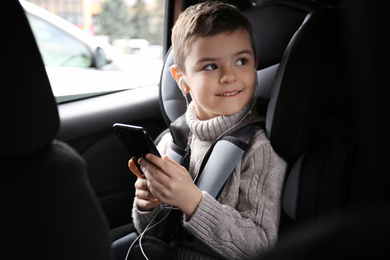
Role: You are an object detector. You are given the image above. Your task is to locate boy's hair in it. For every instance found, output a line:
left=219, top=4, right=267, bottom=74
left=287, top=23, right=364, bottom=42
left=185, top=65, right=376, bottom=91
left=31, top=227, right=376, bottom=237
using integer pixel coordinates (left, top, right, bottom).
left=171, top=1, right=256, bottom=73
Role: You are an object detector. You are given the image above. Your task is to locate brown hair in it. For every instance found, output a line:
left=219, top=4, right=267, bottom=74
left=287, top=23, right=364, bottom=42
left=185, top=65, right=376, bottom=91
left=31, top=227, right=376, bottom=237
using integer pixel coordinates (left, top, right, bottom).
left=171, top=1, right=256, bottom=73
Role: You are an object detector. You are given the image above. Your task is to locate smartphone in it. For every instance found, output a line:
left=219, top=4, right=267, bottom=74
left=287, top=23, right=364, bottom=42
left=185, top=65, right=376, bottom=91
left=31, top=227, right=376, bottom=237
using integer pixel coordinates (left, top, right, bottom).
left=113, top=123, right=161, bottom=175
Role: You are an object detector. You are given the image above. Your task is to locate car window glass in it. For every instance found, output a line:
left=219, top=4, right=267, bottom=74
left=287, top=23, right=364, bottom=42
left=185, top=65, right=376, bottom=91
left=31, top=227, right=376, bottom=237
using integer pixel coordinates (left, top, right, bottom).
left=27, top=13, right=93, bottom=68
left=23, top=0, right=165, bottom=103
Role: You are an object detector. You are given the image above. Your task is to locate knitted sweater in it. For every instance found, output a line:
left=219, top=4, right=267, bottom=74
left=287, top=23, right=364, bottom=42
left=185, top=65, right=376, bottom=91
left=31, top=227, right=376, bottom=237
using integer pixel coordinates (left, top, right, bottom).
left=132, top=102, right=287, bottom=260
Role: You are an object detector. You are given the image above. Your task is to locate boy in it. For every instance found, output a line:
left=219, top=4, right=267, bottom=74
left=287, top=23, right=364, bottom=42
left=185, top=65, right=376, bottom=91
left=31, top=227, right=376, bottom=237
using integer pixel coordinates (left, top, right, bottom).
left=130, top=2, right=286, bottom=259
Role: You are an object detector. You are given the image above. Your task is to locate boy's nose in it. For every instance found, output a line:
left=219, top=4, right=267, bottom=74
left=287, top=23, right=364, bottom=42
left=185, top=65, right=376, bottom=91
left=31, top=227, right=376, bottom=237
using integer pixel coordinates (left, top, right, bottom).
left=220, top=66, right=237, bottom=84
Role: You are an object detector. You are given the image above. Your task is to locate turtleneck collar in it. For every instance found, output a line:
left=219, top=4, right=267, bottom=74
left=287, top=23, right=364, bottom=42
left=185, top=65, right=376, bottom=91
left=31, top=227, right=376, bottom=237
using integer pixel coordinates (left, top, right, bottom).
left=186, top=98, right=260, bottom=141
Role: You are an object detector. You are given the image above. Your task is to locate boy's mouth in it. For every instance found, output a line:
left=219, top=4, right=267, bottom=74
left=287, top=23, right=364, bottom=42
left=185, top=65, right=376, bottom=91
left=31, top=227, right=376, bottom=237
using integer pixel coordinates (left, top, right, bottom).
left=216, top=90, right=241, bottom=97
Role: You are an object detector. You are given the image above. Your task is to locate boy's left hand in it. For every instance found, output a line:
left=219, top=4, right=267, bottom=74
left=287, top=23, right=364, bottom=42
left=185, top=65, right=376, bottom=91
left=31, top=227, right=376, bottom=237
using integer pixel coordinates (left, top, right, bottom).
left=138, top=154, right=203, bottom=219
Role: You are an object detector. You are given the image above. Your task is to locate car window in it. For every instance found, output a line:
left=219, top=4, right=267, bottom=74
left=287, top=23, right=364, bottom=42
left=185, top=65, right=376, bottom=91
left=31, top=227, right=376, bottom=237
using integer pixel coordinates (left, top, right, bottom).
left=27, top=13, right=94, bottom=68
left=22, top=0, right=165, bottom=103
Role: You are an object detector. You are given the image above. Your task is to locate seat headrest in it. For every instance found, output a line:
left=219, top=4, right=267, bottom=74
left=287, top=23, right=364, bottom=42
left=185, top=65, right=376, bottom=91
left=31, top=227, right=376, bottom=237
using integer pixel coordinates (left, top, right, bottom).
left=1, top=1, right=59, bottom=159
left=245, top=2, right=308, bottom=70
left=159, top=48, right=189, bottom=125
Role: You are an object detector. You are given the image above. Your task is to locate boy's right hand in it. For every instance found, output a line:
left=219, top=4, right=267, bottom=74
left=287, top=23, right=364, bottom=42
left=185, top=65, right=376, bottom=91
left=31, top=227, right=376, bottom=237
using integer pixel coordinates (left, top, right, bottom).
left=129, top=158, right=161, bottom=211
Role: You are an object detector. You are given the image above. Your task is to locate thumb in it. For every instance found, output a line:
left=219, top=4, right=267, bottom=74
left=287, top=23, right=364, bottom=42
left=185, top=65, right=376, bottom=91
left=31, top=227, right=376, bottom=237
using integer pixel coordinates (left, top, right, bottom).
left=129, top=157, right=143, bottom=179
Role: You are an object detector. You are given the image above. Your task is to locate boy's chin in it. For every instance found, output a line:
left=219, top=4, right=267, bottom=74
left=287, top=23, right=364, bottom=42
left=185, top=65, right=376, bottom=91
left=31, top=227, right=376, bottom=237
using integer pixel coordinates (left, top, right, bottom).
left=220, top=106, right=248, bottom=117
left=195, top=102, right=250, bottom=120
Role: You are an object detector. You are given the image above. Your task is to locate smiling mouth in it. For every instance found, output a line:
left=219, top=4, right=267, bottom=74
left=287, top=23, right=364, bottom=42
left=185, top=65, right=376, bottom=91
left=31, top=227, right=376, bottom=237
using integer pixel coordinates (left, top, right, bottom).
left=216, top=90, right=241, bottom=97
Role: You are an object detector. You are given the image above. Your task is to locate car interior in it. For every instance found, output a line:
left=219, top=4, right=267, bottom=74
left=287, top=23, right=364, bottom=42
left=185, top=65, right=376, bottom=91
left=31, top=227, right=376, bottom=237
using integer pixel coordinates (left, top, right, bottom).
left=1, top=0, right=389, bottom=259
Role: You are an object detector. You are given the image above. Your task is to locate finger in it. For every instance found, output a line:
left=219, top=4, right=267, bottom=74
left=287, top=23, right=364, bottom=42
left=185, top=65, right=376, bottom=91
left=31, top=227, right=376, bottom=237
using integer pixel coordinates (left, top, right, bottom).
left=148, top=154, right=187, bottom=176
left=134, top=178, right=148, bottom=190
left=143, top=154, right=180, bottom=179
left=135, top=188, right=156, bottom=200
left=135, top=197, right=161, bottom=211
left=144, top=153, right=166, bottom=169
left=146, top=178, right=167, bottom=202
left=138, top=157, right=171, bottom=184
left=129, top=157, right=143, bottom=179
left=162, top=155, right=187, bottom=173
left=135, top=178, right=160, bottom=202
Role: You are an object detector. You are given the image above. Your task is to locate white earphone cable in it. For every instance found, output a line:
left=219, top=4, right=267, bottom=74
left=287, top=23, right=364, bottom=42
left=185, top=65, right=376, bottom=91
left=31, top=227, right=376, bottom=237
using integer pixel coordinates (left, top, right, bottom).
left=124, top=205, right=175, bottom=260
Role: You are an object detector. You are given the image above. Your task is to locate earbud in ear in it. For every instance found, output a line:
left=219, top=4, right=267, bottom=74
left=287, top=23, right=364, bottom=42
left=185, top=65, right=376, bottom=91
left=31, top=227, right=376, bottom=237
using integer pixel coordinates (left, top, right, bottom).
left=179, top=77, right=186, bottom=91
left=178, top=77, right=189, bottom=107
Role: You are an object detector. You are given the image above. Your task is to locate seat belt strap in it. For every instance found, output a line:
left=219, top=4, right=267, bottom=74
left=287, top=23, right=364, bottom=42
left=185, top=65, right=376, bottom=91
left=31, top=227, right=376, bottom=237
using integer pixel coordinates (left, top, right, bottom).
left=195, top=123, right=263, bottom=199
left=195, top=137, right=247, bottom=198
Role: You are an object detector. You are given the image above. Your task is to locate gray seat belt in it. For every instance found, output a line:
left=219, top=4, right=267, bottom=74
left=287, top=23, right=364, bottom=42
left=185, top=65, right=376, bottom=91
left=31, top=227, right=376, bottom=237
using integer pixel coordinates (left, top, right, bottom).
left=195, top=123, right=262, bottom=198
left=166, top=113, right=263, bottom=199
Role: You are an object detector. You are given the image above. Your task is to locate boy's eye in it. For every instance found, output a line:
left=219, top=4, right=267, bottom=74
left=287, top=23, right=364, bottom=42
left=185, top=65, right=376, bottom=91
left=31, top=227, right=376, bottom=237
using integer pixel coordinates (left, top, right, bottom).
left=204, top=64, right=218, bottom=71
left=236, top=58, right=249, bottom=66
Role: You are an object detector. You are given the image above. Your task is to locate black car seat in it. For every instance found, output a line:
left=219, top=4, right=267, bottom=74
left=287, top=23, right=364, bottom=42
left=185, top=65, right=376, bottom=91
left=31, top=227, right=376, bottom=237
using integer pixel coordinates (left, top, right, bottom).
left=160, top=0, right=347, bottom=229
left=0, top=1, right=112, bottom=259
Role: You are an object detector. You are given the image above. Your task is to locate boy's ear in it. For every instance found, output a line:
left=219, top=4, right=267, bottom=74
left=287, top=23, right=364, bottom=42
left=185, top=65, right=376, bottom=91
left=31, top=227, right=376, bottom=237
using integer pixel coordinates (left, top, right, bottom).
left=170, top=65, right=181, bottom=83
left=171, top=65, right=190, bottom=94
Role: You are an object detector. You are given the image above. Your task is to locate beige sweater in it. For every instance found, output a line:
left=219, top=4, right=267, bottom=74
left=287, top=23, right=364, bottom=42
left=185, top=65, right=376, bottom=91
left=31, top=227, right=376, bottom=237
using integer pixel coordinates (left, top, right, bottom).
left=132, top=102, right=287, bottom=260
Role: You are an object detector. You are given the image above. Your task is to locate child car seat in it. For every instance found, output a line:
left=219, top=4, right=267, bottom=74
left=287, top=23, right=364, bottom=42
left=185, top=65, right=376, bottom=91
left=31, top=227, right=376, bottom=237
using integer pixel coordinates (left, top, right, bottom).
left=159, top=0, right=347, bottom=227
left=111, top=1, right=347, bottom=258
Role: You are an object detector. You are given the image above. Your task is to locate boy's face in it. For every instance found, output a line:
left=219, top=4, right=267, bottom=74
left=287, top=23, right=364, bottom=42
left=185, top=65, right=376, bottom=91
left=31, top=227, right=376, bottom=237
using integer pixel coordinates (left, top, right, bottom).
left=182, top=29, right=257, bottom=120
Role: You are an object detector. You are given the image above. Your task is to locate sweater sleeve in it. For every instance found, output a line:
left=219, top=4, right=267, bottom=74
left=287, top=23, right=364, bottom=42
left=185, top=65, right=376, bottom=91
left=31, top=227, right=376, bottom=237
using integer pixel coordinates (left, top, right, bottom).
left=182, top=131, right=287, bottom=259
left=131, top=198, right=161, bottom=234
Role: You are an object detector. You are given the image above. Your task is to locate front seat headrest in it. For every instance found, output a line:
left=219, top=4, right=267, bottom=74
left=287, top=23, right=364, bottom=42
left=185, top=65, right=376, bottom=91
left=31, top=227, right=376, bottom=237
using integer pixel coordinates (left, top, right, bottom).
left=1, top=0, right=59, bottom=159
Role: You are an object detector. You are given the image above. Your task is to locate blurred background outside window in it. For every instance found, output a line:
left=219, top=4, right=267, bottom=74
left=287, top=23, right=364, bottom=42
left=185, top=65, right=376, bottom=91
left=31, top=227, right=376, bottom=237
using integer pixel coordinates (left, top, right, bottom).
left=23, top=0, right=165, bottom=102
